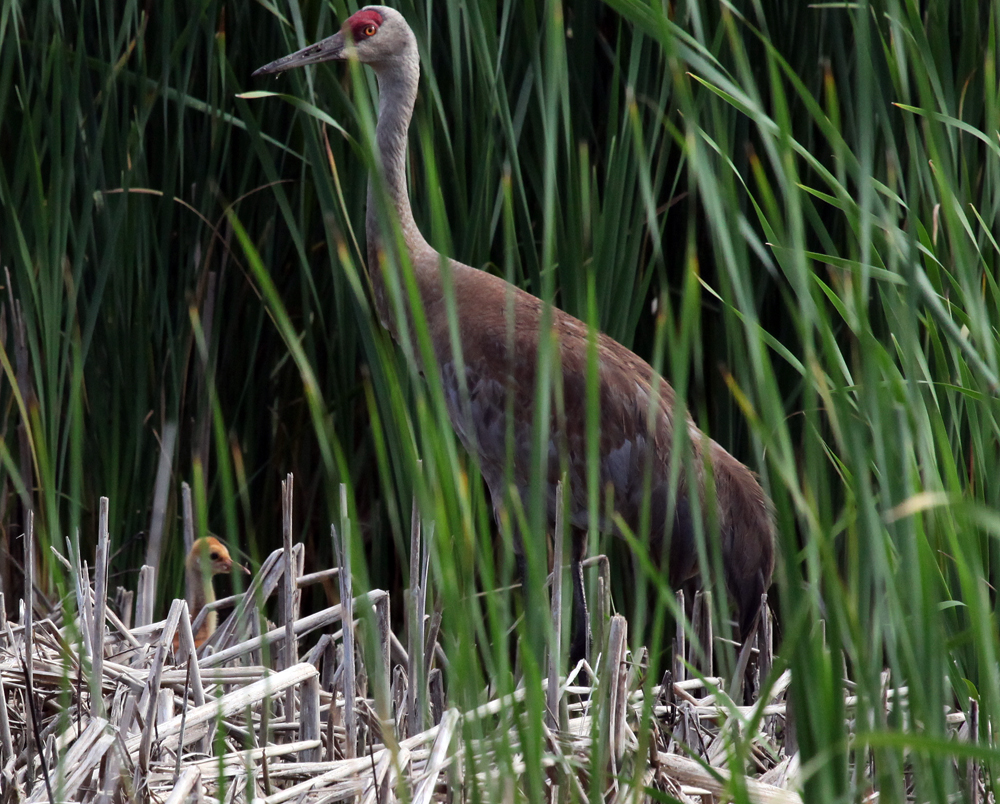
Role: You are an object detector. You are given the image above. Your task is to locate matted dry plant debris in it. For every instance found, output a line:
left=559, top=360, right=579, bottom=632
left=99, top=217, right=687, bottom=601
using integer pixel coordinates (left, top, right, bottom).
left=3, top=477, right=965, bottom=804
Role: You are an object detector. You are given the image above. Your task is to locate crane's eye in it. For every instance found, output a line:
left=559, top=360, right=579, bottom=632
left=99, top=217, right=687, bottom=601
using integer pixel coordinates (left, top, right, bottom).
left=210, top=551, right=221, bottom=560
left=363, top=24, right=377, bottom=36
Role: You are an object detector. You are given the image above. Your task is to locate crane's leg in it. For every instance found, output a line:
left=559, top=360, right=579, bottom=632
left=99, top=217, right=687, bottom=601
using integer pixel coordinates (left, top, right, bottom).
left=569, top=529, right=590, bottom=670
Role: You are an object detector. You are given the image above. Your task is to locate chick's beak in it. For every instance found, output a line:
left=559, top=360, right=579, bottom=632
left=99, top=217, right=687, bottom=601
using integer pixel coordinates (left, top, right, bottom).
left=253, top=31, right=347, bottom=77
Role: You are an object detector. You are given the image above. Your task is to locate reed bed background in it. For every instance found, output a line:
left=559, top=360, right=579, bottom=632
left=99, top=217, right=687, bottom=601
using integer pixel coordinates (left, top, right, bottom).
left=1, top=0, right=998, bottom=801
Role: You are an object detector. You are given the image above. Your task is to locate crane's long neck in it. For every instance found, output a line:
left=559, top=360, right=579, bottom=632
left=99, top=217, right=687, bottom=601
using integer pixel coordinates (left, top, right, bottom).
left=186, top=562, right=217, bottom=637
left=367, top=45, right=433, bottom=333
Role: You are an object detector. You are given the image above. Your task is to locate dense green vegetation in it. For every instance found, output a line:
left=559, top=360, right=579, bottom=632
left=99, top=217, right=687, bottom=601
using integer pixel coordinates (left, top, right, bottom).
left=1, top=0, right=998, bottom=799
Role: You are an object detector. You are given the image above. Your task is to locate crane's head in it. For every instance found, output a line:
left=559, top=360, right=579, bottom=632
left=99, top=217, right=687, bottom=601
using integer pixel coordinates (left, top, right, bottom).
left=253, top=6, right=412, bottom=77
left=187, top=536, right=250, bottom=576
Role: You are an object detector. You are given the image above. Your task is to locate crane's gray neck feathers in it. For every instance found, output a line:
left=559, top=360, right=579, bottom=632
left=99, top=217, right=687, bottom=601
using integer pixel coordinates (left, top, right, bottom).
left=366, top=37, right=432, bottom=282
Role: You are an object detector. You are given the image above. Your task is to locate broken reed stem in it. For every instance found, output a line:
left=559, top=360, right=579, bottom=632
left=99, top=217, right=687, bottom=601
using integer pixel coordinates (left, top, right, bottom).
left=70, top=527, right=94, bottom=664
left=92, top=497, right=110, bottom=717
left=300, top=674, right=322, bottom=763
left=422, top=604, right=440, bottom=718
left=374, top=592, right=391, bottom=726
left=0, top=665, right=13, bottom=765
left=24, top=510, right=35, bottom=796
left=692, top=589, right=713, bottom=678
left=22, top=652, right=53, bottom=804
left=594, top=554, right=610, bottom=667
left=407, top=482, right=423, bottom=738
left=283, top=473, right=297, bottom=721
left=146, top=421, right=178, bottom=569
left=175, top=657, right=193, bottom=781
left=673, top=589, right=685, bottom=684
left=762, top=594, right=773, bottom=673
left=182, top=481, right=195, bottom=556
left=606, top=613, right=628, bottom=764
left=547, top=480, right=564, bottom=730
left=967, top=697, right=980, bottom=804
left=136, top=564, right=156, bottom=629
left=335, top=484, right=357, bottom=760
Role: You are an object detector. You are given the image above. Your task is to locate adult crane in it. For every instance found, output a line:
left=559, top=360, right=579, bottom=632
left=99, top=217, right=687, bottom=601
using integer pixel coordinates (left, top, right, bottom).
left=254, top=6, right=774, bottom=664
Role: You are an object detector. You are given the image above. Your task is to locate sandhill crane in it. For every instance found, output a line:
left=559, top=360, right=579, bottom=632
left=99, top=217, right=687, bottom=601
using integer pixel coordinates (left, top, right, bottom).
left=178, top=536, right=249, bottom=649
left=254, top=6, right=774, bottom=664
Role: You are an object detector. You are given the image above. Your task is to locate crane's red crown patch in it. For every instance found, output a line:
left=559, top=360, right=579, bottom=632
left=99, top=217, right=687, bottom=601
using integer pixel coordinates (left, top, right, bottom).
left=345, top=9, right=383, bottom=40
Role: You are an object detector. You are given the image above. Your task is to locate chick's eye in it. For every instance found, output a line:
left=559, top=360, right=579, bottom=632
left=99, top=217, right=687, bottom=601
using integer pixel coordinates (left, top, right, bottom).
left=210, top=551, right=220, bottom=559
left=364, top=24, right=377, bottom=36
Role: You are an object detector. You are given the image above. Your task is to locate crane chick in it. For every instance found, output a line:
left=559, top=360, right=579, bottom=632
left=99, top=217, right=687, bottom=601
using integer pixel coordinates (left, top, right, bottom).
left=182, top=536, right=248, bottom=649
left=254, top=7, right=775, bottom=664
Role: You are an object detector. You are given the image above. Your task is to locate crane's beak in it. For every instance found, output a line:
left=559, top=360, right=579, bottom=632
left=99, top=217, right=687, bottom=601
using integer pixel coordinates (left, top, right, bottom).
left=253, top=31, right=347, bottom=77
left=217, top=556, right=251, bottom=576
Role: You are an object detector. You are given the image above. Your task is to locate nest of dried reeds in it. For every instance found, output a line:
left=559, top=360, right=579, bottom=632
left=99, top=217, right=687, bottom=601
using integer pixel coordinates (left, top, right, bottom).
left=4, top=476, right=937, bottom=804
